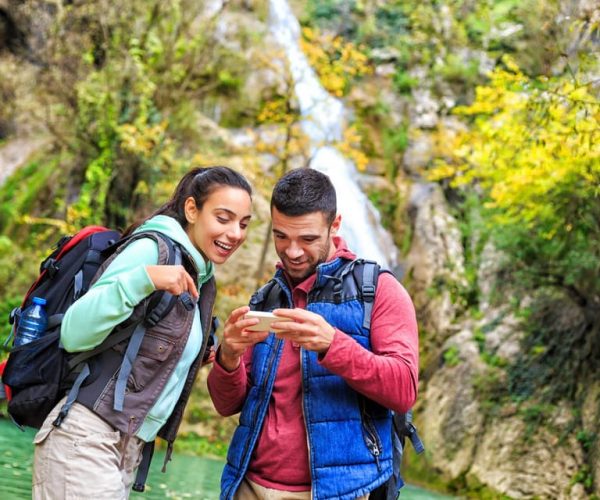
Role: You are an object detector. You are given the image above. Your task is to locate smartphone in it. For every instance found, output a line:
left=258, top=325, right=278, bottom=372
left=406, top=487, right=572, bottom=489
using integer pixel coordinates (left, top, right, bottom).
left=244, top=311, right=291, bottom=332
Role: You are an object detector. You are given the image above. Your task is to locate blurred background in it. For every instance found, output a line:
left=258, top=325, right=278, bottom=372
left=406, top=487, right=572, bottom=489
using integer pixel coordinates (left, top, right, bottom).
left=0, top=0, right=598, bottom=498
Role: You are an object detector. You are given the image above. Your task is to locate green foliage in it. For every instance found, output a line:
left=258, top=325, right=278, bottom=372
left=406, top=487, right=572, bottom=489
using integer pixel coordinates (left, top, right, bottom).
left=443, top=345, right=460, bottom=367
left=302, top=0, right=360, bottom=37
left=518, top=402, right=554, bottom=438
left=447, top=472, right=513, bottom=499
left=508, top=292, right=598, bottom=403
left=392, top=70, right=417, bottom=95
left=571, top=465, right=594, bottom=491
left=401, top=446, right=455, bottom=496
left=359, top=2, right=409, bottom=49
left=366, top=187, right=399, bottom=234
left=34, top=0, right=251, bottom=229
left=429, top=57, right=600, bottom=402
left=382, top=124, right=409, bottom=164
left=186, top=405, right=214, bottom=425
left=173, top=431, right=229, bottom=459
left=0, top=236, right=37, bottom=343
left=0, top=159, right=61, bottom=235
left=472, top=366, right=510, bottom=416
left=576, top=430, right=597, bottom=453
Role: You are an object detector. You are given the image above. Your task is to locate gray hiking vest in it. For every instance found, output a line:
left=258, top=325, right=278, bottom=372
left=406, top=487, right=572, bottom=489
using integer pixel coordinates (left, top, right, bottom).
left=74, top=233, right=216, bottom=456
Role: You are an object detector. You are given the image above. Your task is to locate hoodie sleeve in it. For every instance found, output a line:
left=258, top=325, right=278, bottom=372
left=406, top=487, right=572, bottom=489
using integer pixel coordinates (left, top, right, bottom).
left=60, top=238, right=158, bottom=352
left=207, top=346, right=252, bottom=416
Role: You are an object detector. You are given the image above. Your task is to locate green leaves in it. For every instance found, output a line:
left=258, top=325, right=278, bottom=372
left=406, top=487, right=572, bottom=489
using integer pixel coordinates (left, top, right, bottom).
left=429, top=59, right=600, bottom=301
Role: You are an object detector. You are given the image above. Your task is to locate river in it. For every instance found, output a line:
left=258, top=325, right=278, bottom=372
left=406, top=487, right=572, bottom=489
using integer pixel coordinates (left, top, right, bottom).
left=0, top=419, right=453, bottom=499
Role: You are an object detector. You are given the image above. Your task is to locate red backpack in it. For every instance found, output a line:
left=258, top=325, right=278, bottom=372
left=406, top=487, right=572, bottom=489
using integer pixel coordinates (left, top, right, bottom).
left=1, top=226, right=194, bottom=428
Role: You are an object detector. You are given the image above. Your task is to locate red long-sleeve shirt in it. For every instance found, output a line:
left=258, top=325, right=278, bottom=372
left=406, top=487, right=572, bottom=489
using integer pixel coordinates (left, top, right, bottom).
left=207, top=239, right=419, bottom=491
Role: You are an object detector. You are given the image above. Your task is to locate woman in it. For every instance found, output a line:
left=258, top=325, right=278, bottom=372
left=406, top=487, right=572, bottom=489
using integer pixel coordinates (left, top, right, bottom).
left=32, top=166, right=253, bottom=499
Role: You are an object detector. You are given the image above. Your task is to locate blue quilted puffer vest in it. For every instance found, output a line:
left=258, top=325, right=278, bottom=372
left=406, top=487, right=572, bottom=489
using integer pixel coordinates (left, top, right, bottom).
left=220, top=257, right=394, bottom=500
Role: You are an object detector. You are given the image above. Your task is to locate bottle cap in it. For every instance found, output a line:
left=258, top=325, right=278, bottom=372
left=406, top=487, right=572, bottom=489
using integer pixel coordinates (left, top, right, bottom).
left=32, top=297, right=47, bottom=306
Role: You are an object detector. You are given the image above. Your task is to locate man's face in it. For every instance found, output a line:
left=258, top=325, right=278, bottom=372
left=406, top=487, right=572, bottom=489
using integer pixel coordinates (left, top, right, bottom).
left=271, top=207, right=341, bottom=285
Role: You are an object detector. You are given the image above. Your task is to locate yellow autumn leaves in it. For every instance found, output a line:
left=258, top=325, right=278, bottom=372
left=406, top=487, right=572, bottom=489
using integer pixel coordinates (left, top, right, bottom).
left=428, top=56, right=600, bottom=238
left=300, top=27, right=371, bottom=98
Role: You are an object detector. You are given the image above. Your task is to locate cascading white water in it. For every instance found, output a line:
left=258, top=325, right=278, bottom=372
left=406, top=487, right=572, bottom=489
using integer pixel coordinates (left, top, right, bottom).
left=269, top=0, right=398, bottom=268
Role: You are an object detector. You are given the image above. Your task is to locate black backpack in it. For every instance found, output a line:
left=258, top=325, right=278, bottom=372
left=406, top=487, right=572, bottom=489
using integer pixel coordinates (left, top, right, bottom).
left=252, top=259, right=425, bottom=498
left=1, top=225, right=198, bottom=429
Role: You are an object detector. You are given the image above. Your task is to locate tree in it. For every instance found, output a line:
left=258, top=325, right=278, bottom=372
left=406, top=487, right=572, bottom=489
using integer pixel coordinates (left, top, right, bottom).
left=31, top=0, right=250, bottom=229
left=429, top=55, right=599, bottom=307
left=248, top=52, right=312, bottom=285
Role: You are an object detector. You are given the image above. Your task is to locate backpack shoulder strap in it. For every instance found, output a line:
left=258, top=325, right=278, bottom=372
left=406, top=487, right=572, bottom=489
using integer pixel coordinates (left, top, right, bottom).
left=110, top=230, right=186, bottom=326
left=110, top=231, right=188, bottom=412
left=360, top=260, right=378, bottom=330
left=249, top=278, right=285, bottom=312
left=337, top=258, right=382, bottom=330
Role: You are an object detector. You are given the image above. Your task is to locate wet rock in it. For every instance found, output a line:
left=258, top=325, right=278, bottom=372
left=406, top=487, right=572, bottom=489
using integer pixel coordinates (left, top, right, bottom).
left=479, top=310, right=523, bottom=363
left=422, top=328, right=486, bottom=478
left=370, top=47, right=401, bottom=63
left=405, top=182, right=466, bottom=330
left=469, top=414, right=586, bottom=499
left=411, top=88, right=439, bottom=129
left=403, top=133, right=434, bottom=174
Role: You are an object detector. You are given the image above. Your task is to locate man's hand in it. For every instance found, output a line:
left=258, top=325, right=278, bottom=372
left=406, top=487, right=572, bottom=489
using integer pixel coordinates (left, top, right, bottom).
left=218, top=306, right=270, bottom=371
left=271, top=308, right=336, bottom=354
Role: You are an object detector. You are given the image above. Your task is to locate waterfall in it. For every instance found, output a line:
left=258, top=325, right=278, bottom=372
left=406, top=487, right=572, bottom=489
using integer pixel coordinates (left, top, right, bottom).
left=268, top=0, right=398, bottom=269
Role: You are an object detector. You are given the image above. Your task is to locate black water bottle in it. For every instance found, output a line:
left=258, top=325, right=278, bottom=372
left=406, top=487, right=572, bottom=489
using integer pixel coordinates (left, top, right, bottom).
left=14, top=297, right=48, bottom=347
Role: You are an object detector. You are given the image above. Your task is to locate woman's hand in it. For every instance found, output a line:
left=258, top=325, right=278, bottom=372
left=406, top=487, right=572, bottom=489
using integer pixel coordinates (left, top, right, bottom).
left=146, top=265, right=199, bottom=299
left=218, top=306, right=270, bottom=371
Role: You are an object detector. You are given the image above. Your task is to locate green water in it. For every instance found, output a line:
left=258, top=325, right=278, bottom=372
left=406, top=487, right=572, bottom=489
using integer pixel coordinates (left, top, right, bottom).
left=0, top=418, right=451, bottom=499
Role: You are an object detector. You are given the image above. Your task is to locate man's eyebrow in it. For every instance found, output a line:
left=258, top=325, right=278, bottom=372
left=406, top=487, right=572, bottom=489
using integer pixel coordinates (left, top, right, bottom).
left=272, top=228, right=319, bottom=239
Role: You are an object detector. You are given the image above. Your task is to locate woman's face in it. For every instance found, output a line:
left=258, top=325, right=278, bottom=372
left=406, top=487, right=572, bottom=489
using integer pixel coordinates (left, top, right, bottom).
left=184, top=186, right=252, bottom=264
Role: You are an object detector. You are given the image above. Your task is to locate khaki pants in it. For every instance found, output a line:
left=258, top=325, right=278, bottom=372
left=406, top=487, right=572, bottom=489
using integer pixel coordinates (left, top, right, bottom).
left=235, top=477, right=369, bottom=500
left=32, top=397, right=145, bottom=500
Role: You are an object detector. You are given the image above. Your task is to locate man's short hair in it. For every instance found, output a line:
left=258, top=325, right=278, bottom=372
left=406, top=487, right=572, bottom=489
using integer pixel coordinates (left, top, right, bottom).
left=271, top=169, right=337, bottom=225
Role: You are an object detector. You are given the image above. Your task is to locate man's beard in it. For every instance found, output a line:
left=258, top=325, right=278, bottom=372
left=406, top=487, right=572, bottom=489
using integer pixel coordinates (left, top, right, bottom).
left=283, top=238, right=331, bottom=285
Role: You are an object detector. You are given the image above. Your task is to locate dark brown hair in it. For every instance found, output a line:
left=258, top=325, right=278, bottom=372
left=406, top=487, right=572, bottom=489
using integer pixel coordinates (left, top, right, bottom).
left=124, top=166, right=252, bottom=235
left=271, top=168, right=336, bottom=225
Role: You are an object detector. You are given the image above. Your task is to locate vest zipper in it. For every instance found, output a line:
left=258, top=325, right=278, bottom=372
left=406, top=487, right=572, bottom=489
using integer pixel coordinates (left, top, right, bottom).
left=363, top=414, right=382, bottom=472
left=227, top=337, right=283, bottom=499
left=299, top=347, right=314, bottom=498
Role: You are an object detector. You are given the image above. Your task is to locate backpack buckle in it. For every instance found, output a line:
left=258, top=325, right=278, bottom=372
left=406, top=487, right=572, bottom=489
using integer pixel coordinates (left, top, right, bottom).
left=362, top=284, right=375, bottom=302
left=8, top=307, right=21, bottom=325
left=405, top=422, right=425, bottom=454
left=41, top=258, right=60, bottom=278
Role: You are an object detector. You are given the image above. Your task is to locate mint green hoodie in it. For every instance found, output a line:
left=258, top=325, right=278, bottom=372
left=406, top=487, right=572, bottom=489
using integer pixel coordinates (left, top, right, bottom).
left=61, top=215, right=214, bottom=441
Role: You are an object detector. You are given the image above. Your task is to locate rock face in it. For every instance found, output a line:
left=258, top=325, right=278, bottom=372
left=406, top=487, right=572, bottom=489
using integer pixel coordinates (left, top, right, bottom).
left=405, top=182, right=466, bottom=333
left=0, top=0, right=57, bottom=63
left=403, top=178, right=595, bottom=498
left=0, top=137, right=47, bottom=186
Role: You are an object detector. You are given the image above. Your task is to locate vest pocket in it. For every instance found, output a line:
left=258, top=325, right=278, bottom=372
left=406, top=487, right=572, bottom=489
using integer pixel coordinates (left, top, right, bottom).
left=127, top=334, right=175, bottom=392
left=138, top=333, right=175, bottom=362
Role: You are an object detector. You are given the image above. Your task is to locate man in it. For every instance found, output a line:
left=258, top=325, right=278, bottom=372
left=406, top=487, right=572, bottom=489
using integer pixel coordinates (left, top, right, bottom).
left=208, top=169, right=419, bottom=500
